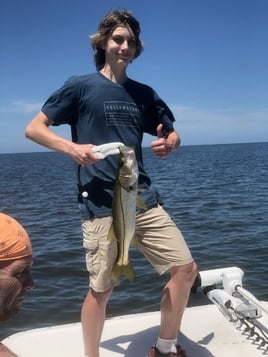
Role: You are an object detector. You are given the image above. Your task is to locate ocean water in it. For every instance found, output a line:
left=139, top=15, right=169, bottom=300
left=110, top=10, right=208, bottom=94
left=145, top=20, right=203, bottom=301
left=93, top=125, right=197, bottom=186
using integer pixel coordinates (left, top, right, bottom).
left=0, top=142, right=267, bottom=340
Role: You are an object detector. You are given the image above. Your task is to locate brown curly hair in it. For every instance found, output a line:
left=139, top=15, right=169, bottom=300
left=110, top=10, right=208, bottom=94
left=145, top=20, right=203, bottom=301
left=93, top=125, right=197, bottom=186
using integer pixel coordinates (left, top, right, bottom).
left=90, top=10, right=144, bottom=70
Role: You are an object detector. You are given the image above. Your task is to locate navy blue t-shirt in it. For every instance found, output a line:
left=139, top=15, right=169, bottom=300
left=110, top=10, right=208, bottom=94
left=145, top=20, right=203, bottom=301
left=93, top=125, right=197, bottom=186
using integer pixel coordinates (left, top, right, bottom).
left=42, top=72, right=175, bottom=219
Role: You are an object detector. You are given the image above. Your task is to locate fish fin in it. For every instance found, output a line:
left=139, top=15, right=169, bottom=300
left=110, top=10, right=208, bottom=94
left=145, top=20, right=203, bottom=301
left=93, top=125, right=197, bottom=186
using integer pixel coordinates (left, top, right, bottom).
left=130, top=234, right=138, bottom=247
left=124, top=262, right=136, bottom=281
left=107, top=223, right=117, bottom=241
left=111, top=262, right=135, bottom=281
left=111, top=264, right=121, bottom=281
left=136, top=195, right=147, bottom=210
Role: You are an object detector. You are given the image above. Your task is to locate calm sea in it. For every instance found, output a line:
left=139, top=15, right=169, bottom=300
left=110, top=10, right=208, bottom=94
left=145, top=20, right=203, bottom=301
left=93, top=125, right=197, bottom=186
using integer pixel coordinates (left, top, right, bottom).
left=0, top=142, right=267, bottom=340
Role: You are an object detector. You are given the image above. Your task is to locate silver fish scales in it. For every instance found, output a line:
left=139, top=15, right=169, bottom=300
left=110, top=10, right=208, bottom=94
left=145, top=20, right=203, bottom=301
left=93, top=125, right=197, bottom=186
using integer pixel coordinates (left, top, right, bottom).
left=108, top=146, right=144, bottom=281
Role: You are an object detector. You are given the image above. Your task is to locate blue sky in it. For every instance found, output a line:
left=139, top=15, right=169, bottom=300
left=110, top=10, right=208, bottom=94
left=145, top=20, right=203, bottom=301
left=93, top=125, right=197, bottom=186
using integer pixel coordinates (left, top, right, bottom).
left=1, top=0, right=267, bottom=153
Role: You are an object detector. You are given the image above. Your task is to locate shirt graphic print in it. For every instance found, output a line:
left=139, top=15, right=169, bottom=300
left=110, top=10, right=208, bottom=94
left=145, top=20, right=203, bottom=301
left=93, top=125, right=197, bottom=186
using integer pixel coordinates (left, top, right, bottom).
left=104, top=101, right=140, bottom=127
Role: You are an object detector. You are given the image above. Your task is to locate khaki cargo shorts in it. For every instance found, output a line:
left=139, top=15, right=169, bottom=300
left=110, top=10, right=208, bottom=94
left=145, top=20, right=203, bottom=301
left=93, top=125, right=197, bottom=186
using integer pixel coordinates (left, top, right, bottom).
left=82, top=205, right=193, bottom=292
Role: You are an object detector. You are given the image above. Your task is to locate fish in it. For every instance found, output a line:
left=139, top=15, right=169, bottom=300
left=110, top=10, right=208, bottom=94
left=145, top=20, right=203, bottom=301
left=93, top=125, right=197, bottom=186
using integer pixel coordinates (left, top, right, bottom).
left=108, top=146, right=145, bottom=281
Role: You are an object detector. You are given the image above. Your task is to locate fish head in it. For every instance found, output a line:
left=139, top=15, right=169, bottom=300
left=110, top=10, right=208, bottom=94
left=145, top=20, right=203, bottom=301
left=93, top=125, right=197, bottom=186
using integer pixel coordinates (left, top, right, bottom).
left=118, top=146, right=138, bottom=190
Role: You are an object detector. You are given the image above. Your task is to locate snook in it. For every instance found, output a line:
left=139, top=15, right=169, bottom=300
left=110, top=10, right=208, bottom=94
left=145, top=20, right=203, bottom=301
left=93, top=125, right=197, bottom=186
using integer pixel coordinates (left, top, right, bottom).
left=108, top=146, right=144, bottom=281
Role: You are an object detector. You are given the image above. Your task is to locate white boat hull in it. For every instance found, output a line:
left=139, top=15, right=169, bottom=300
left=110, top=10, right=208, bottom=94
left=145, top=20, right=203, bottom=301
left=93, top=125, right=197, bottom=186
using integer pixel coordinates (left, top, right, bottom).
left=2, top=303, right=268, bottom=357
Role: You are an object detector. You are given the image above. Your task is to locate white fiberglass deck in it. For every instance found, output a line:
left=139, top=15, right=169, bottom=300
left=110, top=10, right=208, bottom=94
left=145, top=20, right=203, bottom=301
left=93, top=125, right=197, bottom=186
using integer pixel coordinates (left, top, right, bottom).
left=2, top=303, right=268, bottom=357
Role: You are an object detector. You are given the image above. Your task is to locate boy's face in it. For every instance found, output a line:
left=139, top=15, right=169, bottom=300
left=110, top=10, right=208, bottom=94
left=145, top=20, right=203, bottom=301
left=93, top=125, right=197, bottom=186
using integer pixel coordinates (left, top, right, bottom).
left=0, top=255, right=34, bottom=321
left=104, top=26, right=137, bottom=68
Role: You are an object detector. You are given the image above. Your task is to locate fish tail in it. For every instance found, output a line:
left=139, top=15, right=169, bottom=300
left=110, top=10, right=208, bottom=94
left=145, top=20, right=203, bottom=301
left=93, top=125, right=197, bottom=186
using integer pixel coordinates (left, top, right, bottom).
left=111, top=262, right=135, bottom=281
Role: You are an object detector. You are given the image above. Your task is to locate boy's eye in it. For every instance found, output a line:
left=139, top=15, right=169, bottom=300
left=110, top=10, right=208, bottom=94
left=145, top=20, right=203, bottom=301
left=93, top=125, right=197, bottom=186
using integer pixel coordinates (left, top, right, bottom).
left=112, top=36, right=124, bottom=45
left=128, top=39, right=137, bottom=47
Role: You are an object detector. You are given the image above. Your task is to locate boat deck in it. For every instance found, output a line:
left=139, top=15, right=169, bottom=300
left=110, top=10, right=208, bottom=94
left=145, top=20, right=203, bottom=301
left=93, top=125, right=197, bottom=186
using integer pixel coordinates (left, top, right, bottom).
left=3, top=304, right=268, bottom=357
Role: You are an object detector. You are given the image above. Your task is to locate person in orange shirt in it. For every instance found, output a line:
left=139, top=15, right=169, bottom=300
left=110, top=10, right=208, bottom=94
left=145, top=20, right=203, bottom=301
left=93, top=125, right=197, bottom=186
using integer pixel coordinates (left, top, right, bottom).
left=0, top=213, right=34, bottom=357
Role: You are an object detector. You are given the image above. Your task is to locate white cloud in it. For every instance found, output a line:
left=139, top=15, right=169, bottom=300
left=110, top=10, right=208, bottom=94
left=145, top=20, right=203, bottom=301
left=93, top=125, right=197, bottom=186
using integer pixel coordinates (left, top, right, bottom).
left=143, top=105, right=268, bottom=146
left=0, top=100, right=43, bottom=114
left=169, top=105, right=268, bottom=145
left=171, top=105, right=268, bottom=125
